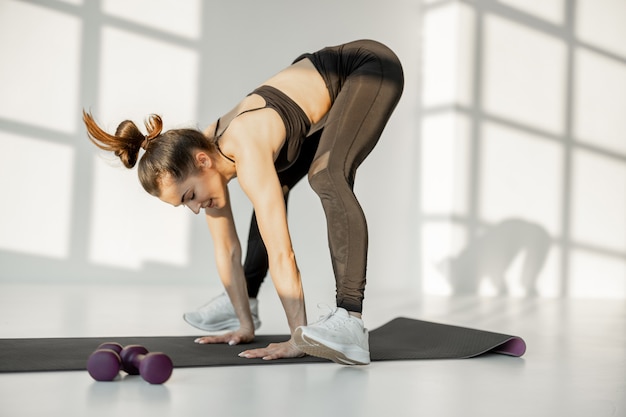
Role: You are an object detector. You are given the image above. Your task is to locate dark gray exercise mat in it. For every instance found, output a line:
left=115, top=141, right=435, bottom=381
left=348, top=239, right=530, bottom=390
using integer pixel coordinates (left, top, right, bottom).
left=0, top=317, right=526, bottom=372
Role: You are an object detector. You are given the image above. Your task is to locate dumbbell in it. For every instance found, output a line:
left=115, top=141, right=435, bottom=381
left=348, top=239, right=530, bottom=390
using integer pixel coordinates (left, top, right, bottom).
left=86, top=342, right=124, bottom=381
left=119, top=345, right=173, bottom=384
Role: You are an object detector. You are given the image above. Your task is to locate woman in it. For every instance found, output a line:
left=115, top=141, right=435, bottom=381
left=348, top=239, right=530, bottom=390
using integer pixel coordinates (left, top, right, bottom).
left=84, top=39, right=404, bottom=365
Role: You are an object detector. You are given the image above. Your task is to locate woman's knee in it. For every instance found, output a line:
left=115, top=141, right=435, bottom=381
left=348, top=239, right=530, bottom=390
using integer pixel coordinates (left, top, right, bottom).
left=308, top=165, right=330, bottom=196
left=308, top=151, right=329, bottom=193
left=308, top=152, right=350, bottom=196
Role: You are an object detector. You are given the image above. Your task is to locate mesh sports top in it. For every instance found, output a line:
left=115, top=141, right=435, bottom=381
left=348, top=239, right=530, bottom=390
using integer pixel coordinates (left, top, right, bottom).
left=213, top=85, right=311, bottom=172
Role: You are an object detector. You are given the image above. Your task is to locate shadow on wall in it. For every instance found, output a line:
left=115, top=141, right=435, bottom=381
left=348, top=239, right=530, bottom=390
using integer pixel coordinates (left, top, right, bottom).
left=438, top=219, right=551, bottom=297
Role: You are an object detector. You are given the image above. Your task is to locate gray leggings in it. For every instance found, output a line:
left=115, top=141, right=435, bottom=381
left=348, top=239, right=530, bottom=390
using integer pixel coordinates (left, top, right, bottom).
left=244, top=40, right=404, bottom=313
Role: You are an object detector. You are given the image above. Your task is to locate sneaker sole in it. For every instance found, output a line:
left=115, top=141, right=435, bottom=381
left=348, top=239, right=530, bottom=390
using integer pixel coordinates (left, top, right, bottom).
left=293, top=328, right=370, bottom=366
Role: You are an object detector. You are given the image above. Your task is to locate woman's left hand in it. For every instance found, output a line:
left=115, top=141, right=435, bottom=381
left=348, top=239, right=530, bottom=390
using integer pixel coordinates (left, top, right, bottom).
left=238, top=338, right=305, bottom=361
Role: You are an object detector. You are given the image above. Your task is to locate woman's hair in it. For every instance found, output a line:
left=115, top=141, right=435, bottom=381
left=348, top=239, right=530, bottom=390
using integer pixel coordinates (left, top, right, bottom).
left=83, top=110, right=214, bottom=196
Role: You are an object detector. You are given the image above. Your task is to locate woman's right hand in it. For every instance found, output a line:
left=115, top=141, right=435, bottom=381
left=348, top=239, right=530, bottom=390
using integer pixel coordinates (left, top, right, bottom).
left=237, top=338, right=305, bottom=361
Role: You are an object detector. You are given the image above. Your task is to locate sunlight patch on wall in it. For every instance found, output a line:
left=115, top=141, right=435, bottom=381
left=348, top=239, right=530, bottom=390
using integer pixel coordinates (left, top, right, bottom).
left=0, top=133, right=74, bottom=259
left=422, top=2, right=475, bottom=107
left=102, top=0, right=201, bottom=40
left=421, top=112, right=471, bottom=215
left=497, top=0, right=564, bottom=25
left=570, top=249, right=626, bottom=299
left=574, top=48, right=626, bottom=156
left=577, top=0, right=626, bottom=59
left=88, top=156, right=191, bottom=270
left=482, top=14, right=566, bottom=135
left=88, top=20, right=200, bottom=271
left=533, top=245, right=561, bottom=298
left=479, top=122, right=563, bottom=236
left=0, top=0, right=80, bottom=133
left=98, top=26, right=199, bottom=126
left=571, top=150, right=626, bottom=253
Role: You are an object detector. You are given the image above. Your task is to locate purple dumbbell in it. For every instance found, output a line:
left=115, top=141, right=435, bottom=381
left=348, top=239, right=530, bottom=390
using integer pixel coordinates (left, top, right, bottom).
left=120, top=345, right=173, bottom=384
left=86, top=342, right=124, bottom=381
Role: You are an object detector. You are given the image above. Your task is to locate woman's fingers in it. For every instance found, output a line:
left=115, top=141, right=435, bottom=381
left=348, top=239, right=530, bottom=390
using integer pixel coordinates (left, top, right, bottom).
left=194, top=334, right=231, bottom=344
left=238, top=340, right=304, bottom=360
left=194, top=329, right=255, bottom=345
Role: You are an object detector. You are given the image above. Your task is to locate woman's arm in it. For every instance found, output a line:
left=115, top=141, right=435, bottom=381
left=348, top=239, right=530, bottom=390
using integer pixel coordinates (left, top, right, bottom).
left=198, top=188, right=255, bottom=345
left=232, top=127, right=308, bottom=335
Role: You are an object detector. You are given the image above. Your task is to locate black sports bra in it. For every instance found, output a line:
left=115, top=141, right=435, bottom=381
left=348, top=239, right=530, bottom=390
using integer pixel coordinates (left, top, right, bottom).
left=213, top=85, right=311, bottom=171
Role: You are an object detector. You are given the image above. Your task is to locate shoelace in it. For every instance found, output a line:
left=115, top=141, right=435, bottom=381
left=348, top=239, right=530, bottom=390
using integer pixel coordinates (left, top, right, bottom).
left=199, top=293, right=231, bottom=312
left=313, top=304, right=350, bottom=330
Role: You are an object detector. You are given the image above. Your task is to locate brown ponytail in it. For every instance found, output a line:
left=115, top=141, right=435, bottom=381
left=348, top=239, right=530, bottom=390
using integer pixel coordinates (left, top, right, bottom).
left=83, top=110, right=215, bottom=197
left=83, top=110, right=144, bottom=168
left=143, top=114, right=163, bottom=145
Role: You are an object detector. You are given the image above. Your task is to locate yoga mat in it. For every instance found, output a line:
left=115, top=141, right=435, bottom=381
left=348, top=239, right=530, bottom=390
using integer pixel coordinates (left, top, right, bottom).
left=0, top=317, right=525, bottom=372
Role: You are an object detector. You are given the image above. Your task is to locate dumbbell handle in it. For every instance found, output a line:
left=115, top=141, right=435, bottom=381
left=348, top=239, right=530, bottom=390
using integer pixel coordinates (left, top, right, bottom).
left=121, top=345, right=173, bottom=384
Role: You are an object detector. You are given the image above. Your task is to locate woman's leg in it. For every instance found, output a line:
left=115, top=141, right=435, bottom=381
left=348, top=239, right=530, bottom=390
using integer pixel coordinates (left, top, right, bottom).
left=307, top=41, right=404, bottom=314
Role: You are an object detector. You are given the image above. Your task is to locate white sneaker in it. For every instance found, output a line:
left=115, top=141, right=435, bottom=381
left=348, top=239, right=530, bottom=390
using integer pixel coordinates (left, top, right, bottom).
left=293, top=306, right=370, bottom=365
left=183, top=293, right=261, bottom=332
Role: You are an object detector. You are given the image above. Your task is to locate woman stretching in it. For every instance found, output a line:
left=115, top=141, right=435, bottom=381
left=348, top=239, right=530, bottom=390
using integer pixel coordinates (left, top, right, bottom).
left=84, top=39, right=404, bottom=365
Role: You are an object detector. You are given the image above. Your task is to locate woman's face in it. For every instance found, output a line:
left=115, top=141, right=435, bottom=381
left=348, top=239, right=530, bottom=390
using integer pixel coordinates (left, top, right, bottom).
left=158, top=154, right=227, bottom=214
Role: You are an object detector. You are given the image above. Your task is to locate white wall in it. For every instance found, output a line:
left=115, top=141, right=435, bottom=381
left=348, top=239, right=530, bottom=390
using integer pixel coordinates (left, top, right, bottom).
left=420, top=0, right=626, bottom=299
left=0, top=0, right=421, bottom=302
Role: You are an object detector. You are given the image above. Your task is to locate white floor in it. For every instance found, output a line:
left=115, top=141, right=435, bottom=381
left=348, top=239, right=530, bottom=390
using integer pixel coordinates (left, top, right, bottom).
left=0, top=283, right=625, bottom=417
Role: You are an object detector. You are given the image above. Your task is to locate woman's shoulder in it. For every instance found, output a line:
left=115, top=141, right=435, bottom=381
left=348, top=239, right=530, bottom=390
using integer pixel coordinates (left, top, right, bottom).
left=203, top=120, right=218, bottom=139
left=215, top=105, right=287, bottom=163
left=227, top=107, right=285, bottom=144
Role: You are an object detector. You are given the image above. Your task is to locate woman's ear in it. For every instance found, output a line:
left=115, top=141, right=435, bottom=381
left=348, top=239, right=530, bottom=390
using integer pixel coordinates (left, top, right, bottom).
left=195, top=151, right=212, bottom=169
